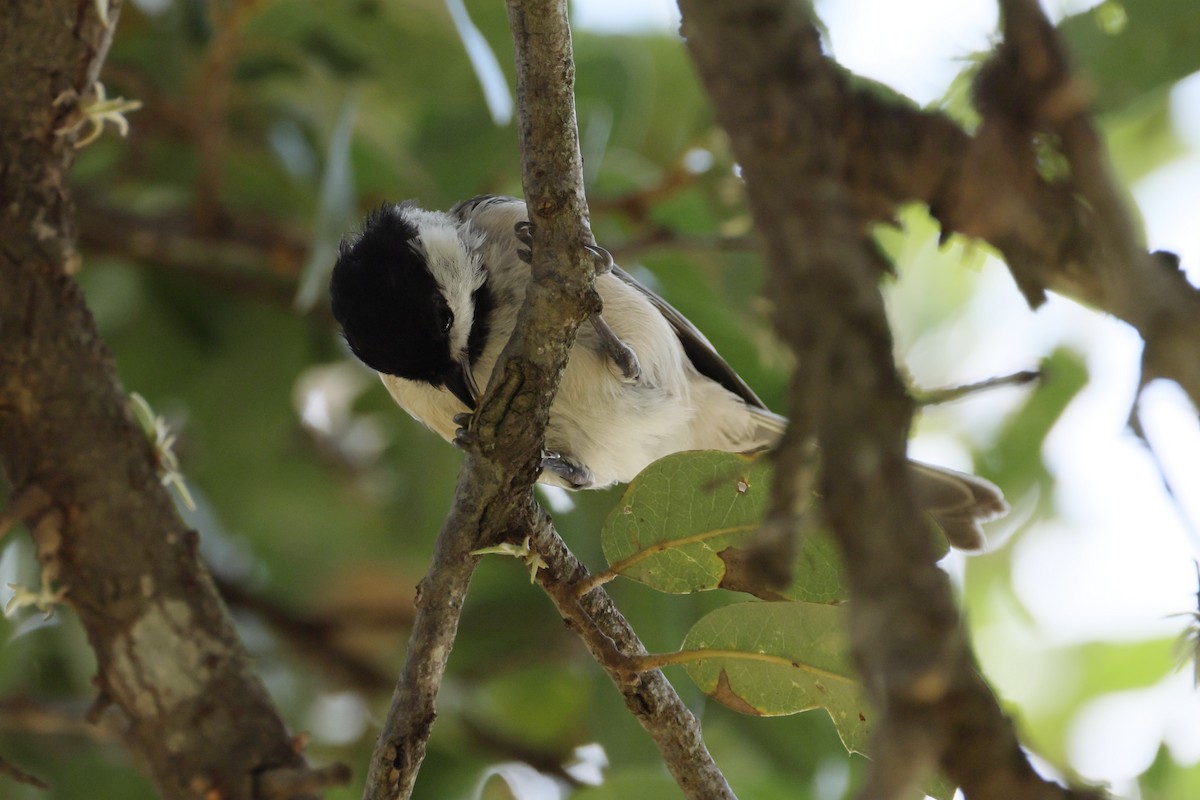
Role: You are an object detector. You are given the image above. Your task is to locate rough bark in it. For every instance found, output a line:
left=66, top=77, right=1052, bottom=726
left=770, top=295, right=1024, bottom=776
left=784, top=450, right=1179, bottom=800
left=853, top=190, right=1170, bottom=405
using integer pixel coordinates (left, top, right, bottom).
left=362, top=2, right=731, bottom=798
left=678, top=0, right=1110, bottom=798
left=0, top=3, right=318, bottom=798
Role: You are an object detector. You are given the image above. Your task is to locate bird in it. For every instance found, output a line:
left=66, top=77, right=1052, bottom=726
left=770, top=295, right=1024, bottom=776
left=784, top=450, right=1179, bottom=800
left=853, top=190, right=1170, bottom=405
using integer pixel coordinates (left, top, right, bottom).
left=329, top=194, right=1007, bottom=549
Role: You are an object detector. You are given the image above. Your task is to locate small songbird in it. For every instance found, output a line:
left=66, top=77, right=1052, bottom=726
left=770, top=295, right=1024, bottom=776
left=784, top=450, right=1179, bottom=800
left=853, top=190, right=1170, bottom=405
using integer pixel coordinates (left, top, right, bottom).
left=329, top=195, right=1006, bottom=549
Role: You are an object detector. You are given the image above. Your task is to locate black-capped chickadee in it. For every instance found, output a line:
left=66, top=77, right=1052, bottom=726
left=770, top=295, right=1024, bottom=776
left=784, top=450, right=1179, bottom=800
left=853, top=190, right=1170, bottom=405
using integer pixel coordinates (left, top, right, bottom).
left=329, top=195, right=1006, bottom=549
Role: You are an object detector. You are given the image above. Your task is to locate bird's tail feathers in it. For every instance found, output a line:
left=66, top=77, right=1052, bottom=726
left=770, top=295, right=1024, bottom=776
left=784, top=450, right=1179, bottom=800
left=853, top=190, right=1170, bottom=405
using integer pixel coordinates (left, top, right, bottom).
left=747, top=406, right=788, bottom=444
left=909, top=461, right=1009, bottom=551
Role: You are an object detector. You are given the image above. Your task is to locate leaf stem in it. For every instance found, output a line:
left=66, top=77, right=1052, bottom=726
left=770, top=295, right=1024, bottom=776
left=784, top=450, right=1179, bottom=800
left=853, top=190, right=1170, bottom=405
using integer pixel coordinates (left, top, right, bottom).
left=630, top=649, right=857, bottom=685
left=600, top=522, right=756, bottom=583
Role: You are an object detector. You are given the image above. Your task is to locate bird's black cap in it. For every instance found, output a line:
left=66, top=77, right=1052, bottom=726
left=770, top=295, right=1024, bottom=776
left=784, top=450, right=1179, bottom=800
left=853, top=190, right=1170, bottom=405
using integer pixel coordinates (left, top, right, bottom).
left=330, top=203, right=457, bottom=385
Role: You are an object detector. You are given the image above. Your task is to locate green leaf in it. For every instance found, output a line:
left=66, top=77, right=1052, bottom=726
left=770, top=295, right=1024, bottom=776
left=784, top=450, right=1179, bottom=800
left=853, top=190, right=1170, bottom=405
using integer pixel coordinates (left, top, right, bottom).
left=1059, top=0, right=1200, bottom=114
left=677, top=601, right=869, bottom=754
left=599, top=451, right=848, bottom=603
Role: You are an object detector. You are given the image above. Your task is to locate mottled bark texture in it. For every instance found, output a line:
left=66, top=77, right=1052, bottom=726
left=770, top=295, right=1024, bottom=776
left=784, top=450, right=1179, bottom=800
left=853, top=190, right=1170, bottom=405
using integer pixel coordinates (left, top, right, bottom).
left=361, top=1, right=731, bottom=798
left=679, top=0, right=1112, bottom=798
left=0, top=3, right=317, bottom=798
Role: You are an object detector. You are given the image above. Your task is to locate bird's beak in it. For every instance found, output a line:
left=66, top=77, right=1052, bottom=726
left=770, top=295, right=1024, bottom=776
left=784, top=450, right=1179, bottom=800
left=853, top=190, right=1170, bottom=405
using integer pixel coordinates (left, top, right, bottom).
left=442, top=355, right=480, bottom=410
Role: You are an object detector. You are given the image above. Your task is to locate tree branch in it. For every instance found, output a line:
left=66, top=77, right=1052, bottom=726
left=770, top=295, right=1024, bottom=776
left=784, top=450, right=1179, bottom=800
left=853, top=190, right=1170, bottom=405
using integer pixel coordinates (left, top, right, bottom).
left=362, top=2, right=733, bottom=798
left=786, top=0, right=1200, bottom=410
left=213, top=575, right=401, bottom=693
left=76, top=200, right=310, bottom=312
left=0, top=4, right=323, bottom=798
left=977, top=0, right=1200, bottom=405
left=678, top=1, right=1102, bottom=798
left=534, top=519, right=736, bottom=798
left=360, top=0, right=605, bottom=796
left=0, top=754, right=48, bottom=791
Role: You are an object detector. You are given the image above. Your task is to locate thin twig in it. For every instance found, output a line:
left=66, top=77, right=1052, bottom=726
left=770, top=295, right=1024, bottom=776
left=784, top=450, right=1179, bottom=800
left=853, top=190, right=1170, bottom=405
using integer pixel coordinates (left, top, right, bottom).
left=361, top=0, right=605, bottom=796
left=504, top=1, right=734, bottom=792
left=0, top=754, right=49, bottom=790
left=915, top=369, right=1041, bottom=407
left=573, top=568, right=617, bottom=597
left=362, top=3, right=735, bottom=798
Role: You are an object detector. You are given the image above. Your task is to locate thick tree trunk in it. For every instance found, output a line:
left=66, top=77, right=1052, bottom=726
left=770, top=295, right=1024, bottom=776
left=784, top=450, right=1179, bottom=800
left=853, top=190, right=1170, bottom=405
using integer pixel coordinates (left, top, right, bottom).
left=0, top=4, right=313, bottom=798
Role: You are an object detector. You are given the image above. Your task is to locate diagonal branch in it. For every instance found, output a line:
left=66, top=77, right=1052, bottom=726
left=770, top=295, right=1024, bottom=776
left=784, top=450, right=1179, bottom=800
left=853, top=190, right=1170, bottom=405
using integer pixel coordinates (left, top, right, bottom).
left=678, top=1, right=1103, bottom=798
left=363, top=1, right=663, bottom=797
left=785, top=0, right=1200, bottom=410
left=0, top=3, right=326, bottom=799
left=533, top=517, right=735, bottom=798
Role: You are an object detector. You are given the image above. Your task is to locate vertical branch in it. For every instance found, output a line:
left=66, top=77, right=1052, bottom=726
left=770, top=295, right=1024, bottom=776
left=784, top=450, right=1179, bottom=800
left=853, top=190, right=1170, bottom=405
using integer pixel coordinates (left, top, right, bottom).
left=364, top=4, right=736, bottom=799
left=506, top=0, right=590, bottom=241
left=363, top=2, right=597, bottom=798
left=503, top=6, right=733, bottom=796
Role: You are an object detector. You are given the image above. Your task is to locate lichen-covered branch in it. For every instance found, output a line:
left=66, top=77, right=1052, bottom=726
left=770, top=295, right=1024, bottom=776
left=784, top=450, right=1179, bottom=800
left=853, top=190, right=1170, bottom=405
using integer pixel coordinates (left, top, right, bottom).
left=0, top=3, right=325, bottom=799
left=678, top=1, right=1105, bottom=798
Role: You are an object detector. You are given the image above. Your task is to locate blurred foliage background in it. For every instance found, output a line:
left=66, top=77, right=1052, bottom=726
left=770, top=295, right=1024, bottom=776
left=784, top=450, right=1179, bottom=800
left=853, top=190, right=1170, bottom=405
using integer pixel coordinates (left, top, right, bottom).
left=3, top=0, right=1200, bottom=798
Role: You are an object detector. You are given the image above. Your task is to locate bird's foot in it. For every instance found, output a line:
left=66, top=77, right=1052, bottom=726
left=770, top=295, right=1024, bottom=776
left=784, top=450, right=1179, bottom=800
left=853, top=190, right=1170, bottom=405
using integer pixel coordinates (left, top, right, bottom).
left=452, top=412, right=480, bottom=451
left=590, top=314, right=641, bottom=383
left=542, top=452, right=595, bottom=489
left=584, top=243, right=614, bottom=275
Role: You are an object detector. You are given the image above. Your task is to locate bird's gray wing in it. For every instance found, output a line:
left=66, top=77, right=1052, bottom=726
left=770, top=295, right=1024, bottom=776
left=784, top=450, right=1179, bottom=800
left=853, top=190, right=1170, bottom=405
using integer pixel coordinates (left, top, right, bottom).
left=449, top=194, right=521, bottom=226
left=451, top=196, right=767, bottom=409
left=610, top=264, right=768, bottom=410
